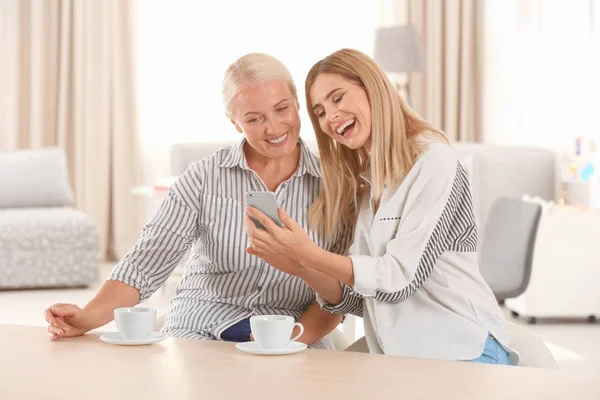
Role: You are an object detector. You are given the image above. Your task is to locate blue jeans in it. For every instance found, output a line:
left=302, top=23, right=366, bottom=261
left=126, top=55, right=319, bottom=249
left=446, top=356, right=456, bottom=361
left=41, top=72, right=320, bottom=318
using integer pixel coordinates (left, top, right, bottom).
left=220, top=317, right=251, bottom=342
left=468, top=334, right=510, bottom=365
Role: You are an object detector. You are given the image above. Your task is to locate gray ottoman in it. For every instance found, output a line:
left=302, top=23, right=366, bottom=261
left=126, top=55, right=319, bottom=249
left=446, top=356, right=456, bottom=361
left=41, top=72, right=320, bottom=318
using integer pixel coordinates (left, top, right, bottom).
left=0, top=207, right=99, bottom=289
left=0, top=147, right=100, bottom=289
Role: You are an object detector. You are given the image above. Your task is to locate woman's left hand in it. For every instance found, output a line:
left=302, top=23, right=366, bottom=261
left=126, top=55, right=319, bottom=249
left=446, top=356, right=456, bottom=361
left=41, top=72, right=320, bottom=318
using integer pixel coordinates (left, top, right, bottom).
left=245, top=206, right=315, bottom=263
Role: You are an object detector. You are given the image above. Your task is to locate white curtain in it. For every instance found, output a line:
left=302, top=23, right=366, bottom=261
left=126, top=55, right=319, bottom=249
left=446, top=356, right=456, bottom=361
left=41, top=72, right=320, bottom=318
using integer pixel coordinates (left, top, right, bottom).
left=482, top=0, right=600, bottom=149
left=0, top=0, right=143, bottom=261
left=406, top=0, right=483, bottom=143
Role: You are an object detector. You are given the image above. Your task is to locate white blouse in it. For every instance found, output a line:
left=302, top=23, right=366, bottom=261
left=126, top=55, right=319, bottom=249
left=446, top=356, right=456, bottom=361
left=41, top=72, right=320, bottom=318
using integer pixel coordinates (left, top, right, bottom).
left=319, top=139, right=519, bottom=364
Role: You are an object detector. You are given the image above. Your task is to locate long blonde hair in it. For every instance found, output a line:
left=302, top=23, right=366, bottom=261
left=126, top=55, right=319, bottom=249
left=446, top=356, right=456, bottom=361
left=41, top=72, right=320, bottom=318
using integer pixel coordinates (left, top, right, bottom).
left=306, top=48, right=447, bottom=239
left=222, top=53, right=297, bottom=118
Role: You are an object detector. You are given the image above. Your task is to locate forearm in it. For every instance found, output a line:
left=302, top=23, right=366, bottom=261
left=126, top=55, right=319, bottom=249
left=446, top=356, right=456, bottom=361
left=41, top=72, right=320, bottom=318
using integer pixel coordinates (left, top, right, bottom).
left=297, top=266, right=344, bottom=305
left=300, top=245, right=355, bottom=287
left=294, top=301, right=343, bottom=345
left=82, top=280, right=141, bottom=330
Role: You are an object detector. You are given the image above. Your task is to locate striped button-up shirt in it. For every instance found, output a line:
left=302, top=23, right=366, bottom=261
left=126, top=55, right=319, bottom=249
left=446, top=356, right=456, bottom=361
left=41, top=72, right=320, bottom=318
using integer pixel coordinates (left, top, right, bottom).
left=108, top=138, right=350, bottom=349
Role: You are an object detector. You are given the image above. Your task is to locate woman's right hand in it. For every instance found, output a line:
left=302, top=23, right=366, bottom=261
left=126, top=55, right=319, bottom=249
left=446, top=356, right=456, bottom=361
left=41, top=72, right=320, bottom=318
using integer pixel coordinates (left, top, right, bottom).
left=44, top=303, right=92, bottom=340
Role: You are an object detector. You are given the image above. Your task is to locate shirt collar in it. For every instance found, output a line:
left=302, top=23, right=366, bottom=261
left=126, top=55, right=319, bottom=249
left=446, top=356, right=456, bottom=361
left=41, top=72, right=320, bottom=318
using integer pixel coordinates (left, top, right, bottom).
left=219, top=137, right=248, bottom=169
left=219, top=137, right=322, bottom=178
left=295, top=137, right=322, bottom=178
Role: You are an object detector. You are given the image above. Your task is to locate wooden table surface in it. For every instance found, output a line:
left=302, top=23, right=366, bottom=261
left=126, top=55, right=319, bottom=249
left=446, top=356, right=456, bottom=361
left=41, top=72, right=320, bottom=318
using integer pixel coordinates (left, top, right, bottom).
left=1, top=324, right=598, bottom=399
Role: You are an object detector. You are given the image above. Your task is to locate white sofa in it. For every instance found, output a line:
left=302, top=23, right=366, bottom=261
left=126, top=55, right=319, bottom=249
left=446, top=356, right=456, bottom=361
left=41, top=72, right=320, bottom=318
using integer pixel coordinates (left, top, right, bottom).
left=171, top=139, right=559, bottom=237
left=453, top=142, right=558, bottom=238
left=0, top=147, right=99, bottom=289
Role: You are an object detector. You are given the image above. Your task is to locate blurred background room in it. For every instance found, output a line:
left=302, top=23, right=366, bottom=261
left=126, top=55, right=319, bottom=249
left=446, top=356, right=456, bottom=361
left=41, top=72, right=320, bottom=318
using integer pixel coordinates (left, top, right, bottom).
left=1, top=0, right=600, bottom=372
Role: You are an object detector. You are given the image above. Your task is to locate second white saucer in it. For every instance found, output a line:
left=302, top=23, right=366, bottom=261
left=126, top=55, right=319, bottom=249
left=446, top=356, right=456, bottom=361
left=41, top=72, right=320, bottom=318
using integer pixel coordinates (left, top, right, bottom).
left=100, top=331, right=167, bottom=346
left=235, top=341, right=307, bottom=355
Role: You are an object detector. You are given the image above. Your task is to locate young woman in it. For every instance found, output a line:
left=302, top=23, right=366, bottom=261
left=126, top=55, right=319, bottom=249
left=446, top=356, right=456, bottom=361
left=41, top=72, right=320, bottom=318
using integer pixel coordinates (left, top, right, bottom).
left=246, top=48, right=517, bottom=365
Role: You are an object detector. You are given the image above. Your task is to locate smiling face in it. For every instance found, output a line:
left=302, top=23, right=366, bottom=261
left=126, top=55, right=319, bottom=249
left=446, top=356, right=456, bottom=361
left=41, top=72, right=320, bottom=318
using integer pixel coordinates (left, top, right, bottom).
left=308, top=73, right=372, bottom=150
left=229, top=79, right=301, bottom=160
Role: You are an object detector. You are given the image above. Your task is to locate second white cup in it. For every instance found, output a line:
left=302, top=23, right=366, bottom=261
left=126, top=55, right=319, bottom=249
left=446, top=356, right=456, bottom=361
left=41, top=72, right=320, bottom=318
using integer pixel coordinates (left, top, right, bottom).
left=114, top=307, right=156, bottom=340
left=250, top=315, right=304, bottom=350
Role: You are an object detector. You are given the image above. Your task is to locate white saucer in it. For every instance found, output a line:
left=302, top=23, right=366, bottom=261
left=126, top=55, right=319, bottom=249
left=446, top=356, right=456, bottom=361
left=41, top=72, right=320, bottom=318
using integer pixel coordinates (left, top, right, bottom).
left=235, top=341, right=307, bottom=355
left=100, top=331, right=167, bottom=346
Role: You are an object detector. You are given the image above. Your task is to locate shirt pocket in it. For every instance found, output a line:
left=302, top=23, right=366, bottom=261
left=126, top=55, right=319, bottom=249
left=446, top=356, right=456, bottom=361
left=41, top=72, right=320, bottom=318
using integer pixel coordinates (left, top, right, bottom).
left=374, top=216, right=401, bottom=240
left=199, top=193, right=247, bottom=249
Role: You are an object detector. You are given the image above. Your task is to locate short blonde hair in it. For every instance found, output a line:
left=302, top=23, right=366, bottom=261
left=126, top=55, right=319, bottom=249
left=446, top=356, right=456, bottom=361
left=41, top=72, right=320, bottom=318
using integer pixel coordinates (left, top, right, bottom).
left=305, top=48, right=447, bottom=238
left=222, top=53, right=298, bottom=117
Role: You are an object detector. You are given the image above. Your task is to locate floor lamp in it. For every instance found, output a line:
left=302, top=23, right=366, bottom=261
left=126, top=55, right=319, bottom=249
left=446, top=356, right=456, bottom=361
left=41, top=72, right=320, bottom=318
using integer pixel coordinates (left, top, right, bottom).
left=373, top=24, right=425, bottom=104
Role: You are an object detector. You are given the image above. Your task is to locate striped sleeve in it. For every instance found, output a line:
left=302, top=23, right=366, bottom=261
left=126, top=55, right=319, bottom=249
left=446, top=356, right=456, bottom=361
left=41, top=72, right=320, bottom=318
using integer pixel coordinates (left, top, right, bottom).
left=317, top=284, right=364, bottom=317
left=349, top=145, right=478, bottom=304
left=107, top=165, right=202, bottom=301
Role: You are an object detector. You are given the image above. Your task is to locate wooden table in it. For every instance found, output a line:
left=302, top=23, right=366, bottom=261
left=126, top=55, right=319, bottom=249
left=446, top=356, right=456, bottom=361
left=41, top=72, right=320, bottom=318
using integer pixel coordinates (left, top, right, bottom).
left=1, top=325, right=598, bottom=399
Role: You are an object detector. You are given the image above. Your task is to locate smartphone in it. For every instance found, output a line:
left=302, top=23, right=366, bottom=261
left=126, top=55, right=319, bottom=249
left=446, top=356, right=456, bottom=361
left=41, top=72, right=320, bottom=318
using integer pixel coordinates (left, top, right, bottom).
left=245, top=191, right=283, bottom=230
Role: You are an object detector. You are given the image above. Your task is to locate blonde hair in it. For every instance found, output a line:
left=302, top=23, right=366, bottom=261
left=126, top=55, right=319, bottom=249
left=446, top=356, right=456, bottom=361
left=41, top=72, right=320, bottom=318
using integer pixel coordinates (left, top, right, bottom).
left=222, top=53, right=298, bottom=118
left=306, top=48, right=447, bottom=238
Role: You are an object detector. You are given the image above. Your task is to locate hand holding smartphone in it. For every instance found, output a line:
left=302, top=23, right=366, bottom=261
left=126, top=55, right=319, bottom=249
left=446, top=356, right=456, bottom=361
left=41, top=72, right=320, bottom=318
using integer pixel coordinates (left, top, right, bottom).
left=245, top=191, right=283, bottom=230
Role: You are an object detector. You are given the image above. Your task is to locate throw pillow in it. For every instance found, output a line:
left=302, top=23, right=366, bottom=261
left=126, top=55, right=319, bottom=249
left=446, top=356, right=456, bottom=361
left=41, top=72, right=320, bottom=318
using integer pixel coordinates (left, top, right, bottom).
left=0, top=147, right=73, bottom=208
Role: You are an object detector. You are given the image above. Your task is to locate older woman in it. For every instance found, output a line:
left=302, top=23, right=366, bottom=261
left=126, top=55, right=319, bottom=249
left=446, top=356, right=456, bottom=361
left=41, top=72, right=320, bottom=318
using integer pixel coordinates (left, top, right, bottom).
left=44, top=53, right=350, bottom=349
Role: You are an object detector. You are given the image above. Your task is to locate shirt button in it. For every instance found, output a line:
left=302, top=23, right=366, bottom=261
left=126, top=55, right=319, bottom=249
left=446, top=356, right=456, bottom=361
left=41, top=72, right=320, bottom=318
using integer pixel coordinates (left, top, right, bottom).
left=257, top=285, right=263, bottom=291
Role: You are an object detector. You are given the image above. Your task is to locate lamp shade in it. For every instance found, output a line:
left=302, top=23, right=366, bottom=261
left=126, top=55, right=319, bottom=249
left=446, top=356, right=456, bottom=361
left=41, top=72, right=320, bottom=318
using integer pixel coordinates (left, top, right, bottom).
left=373, top=24, right=425, bottom=73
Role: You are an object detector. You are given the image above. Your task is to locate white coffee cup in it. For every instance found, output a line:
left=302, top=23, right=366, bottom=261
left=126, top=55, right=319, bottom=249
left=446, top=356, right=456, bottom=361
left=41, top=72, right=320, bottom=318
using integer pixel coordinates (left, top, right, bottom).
left=250, top=315, right=304, bottom=350
left=114, top=307, right=156, bottom=340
